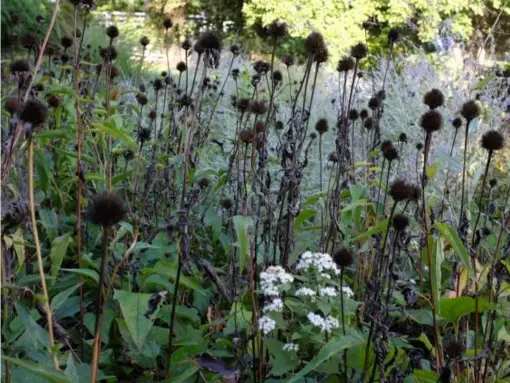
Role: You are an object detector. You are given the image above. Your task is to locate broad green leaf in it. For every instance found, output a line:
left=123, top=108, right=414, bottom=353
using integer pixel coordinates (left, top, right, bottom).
left=438, top=296, right=493, bottom=323
left=37, top=129, right=69, bottom=139
left=434, top=222, right=471, bottom=274
left=2, top=356, right=71, bottom=383
left=411, top=369, right=439, bottom=382
left=15, top=302, right=49, bottom=348
left=302, top=192, right=324, bottom=206
left=431, top=237, right=444, bottom=308
left=35, top=151, right=51, bottom=192
left=349, top=184, right=365, bottom=201
left=146, top=260, right=207, bottom=296
left=9, top=227, right=26, bottom=270
left=232, top=215, right=253, bottom=275
left=62, top=268, right=99, bottom=284
left=341, top=199, right=370, bottom=212
left=425, top=162, right=439, bottom=180
left=39, top=209, right=59, bottom=242
left=294, top=209, right=317, bottom=230
left=348, top=219, right=388, bottom=243
left=114, top=289, right=162, bottom=351
left=472, top=75, right=494, bottom=90
left=51, top=284, right=81, bottom=312
left=50, top=233, right=72, bottom=284
left=91, top=122, right=136, bottom=148
left=64, top=353, right=79, bottom=383
left=160, top=362, right=199, bottom=383
left=264, top=338, right=299, bottom=376
left=288, top=335, right=365, bottom=382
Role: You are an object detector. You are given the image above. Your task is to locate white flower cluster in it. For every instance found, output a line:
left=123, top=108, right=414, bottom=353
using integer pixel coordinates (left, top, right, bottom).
left=295, top=287, right=316, bottom=297
left=296, top=251, right=340, bottom=276
left=319, top=286, right=337, bottom=297
left=307, top=312, right=339, bottom=332
left=283, top=343, right=299, bottom=352
left=260, top=266, right=294, bottom=296
left=342, top=286, right=354, bottom=298
left=263, top=298, right=284, bottom=313
left=259, top=316, right=276, bottom=335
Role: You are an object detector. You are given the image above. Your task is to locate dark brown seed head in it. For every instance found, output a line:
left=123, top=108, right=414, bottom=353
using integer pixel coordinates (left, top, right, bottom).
left=388, top=28, right=400, bottom=44
left=163, top=17, right=173, bottom=29
left=20, top=99, right=48, bottom=126
left=304, top=32, right=326, bottom=57
left=360, top=109, right=369, bottom=120
left=61, top=35, right=73, bottom=48
left=368, top=96, right=381, bottom=111
left=310, top=132, right=317, bottom=140
left=198, top=178, right=210, bottom=189
left=176, top=61, right=187, bottom=72
left=420, top=110, right=443, bottom=133
left=230, top=44, right=240, bottom=56
left=153, top=79, right=163, bottom=91
left=383, top=146, right=399, bottom=162
left=74, top=28, right=82, bottom=38
left=195, top=31, right=222, bottom=54
left=333, top=247, right=353, bottom=267
left=416, top=142, right=423, bottom=151
left=276, top=121, right=284, bottom=130
left=221, top=198, right=233, bottom=210
left=36, top=15, right=44, bottom=23
left=350, top=42, right=368, bottom=60
left=123, top=149, right=135, bottom=161
left=444, top=341, right=465, bottom=359
left=461, top=100, right=480, bottom=121
left=389, top=179, right=413, bottom=202
left=399, top=133, right=407, bottom=143
left=452, top=117, right=462, bottom=129
left=481, top=130, right=505, bottom=151
left=363, top=117, right=373, bottom=130
left=315, top=118, right=329, bottom=134
left=5, top=97, right=19, bottom=114
left=237, top=98, right=251, bottom=114
left=314, top=46, right=329, bottom=63
left=254, top=60, right=270, bottom=74
left=140, top=36, right=150, bottom=47
left=88, top=192, right=126, bottom=227
left=109, top=65, right=119, bottom=80
left=106, top=25, right=119, bottom=39
left=273, top=70, right=283, bottom=83
left=250, top=100, right=267, bottom=115
left=328, top=152, right=339, bottom=162
left=22, top=32, right=37, bottom=49
left=96, top=63, right=103, bottom=76
left=255, top=121, right=266, bottom=133
left=489, top=179, right=497, bottom=188
left=138, top=127, right=151, bottom=142
left=410, top=185, right=421, bottom=202
left=381, top=139, right=394, bottom=153
left=392, top=213, right=409, bottom=231
left=423, top=88, right=445, bottom=109
left=47, top=95, right=60, bottom=108
left=100, top=46, right=117, bottom=61
left=11, top=14, right=21, bottom=25
left=268, top=20, right=288, bottom=39
left=349, top=109, right=359, bottom=121
left=10, top=59, right=30, bottom=74
left=282, top=55, right=294, bottom=67
left=239, top=129, right=254, bottom=144
left=148, top=110, right=157, bottom=120
left=181, top=39, right=192, bottom=51
left=337, top=56, right=355, bottom=72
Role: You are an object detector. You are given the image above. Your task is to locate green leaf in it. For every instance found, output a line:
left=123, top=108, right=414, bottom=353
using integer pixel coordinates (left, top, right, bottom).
left=51, top=284, right=81, bottom=312
left=294, top=209, right=317, bottom=230
left=37, top=129, right=69, bottom=139
left=341, top=199, right=370, bottom=212
left=232, top=216, right=253, bottom=275
left=288, top=335, right=365, bottom=382
left=10, top=227, right=26, bottom=270
left=64, top=353, right=79, bottom=383
left=91, top=122, right=136, bottom=148
left=425, top=162, right=439, bottom=180
left=2, top=356, right=71, bottom=383
left=62, top=268, right=99, bottom=284
left=411, top=369, right=439, bottom=382
left=114, top=289, right=162, bottom=351
left=348, top=219, right=388, bottom=243
left=431, top=237, right=444, bottom=308
left=146, top=260, right=207, bottom=295
left=472, top=75, right=494, bottom=90
left=264, top=338, right=299, bottom=376
left=39, top=209, right=59, bottom=242
left=15, top=302, right=49, bottom=348
left=438, top=296, right=493, bottom=323
left=50, top=234, right=73, bottom=285
left=160, top=363, right=199, bottom=383
left=434, top=222, right=471, bottom=274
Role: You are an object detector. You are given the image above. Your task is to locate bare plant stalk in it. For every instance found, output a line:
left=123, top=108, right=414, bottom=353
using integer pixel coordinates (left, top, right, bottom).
left=459, top=119, right=472, bottom=228
left=29, top=137, right=59, bottom=370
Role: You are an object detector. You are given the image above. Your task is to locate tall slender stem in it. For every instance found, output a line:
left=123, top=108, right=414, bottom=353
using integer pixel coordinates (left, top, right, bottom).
left=459, top=119, right=471, bottom=228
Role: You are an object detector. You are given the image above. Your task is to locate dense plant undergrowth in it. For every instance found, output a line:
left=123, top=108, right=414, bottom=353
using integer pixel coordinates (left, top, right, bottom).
left=1, top=1, right=510, bottom=382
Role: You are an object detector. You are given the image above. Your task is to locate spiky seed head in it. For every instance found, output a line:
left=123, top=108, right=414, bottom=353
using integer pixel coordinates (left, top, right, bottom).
left=163, top=17, right=173, bottom=29
left=139, top=84, right=146, bottom=93
left=198, top=178, right=210, bottom=189
left=489, top=179, right=497, bottom=188
left=360, top=109, right=369, bottom=120
left=399, top=133, right=407, bottom=143
left=22, top=32, right=37, bottom=49
left=383, top=146, right=398, bottom=162
left=20, top=99, right=48, bottom=126
left=138, top=127, right=151, bottom=142
left=148, top=110, right=157, bottom=120
left=181, top=39, right=192, bottom=50
left=236, top=98, right=251, bottom=114
left=10, top=59, right=30, bottom=74
left=268, top=20, right=288, bottom=39
left=109, top=65, right=119, bottom=80
left=328, top=152, right=339, bottom=162
left=11, top=14, right=21, bottom=25
left=123, top=149, right=135, bottom=161
left=194, top=31, right=222, bottom=54
left=221, top=198, right=233, bottom=210
left=282, top=55, right=294, bottom=67
left=333, top=247, right=353, bottom=267
left=47, top=95, right=60, bottom=108
left=368, top=96, right=381, bottom=111
left=315, top=118, right=329, bottom=134
left=416, top=142, right=423, bottom=151
left=88, top=192, right=125, bottom=227
left=239, top=129, right=254, bottom=144
left=444, top=341, right=465, bottom=359
left=363, top=117, right=373, bottom=130
left=310, top=132, right=317, bottom=140
left=176, top=61, right=187, bottom=72
left=388, top=28, right=400, bottom=44
left=350, top=42, right=368, bottom=60
left=377, top=89, right=386, bottom=101
left=314, top=47, right=329, bottom=63
left=74, top=28, right=82, bottom=38
left=349, top=109, right=359, bottom=121
left=392, top=214, right=409, bottom=231
left=135, top=93, right=147, bottom=106
left=255, top=121, right=265, bottom=133
left=276, top=120, right=284, bottom=130
left=254, top=60, right=270, bottom=74
left=381, top=140, right=393, bottom=152
left=481, top=130, right=505, bottom=151
left=423, top=88, right=445, bottom=109
left=61, top=35, right=73, bottom=48
left=100, top=46, right=117, bottom=61
left=106, top=25, right=119, bottom=39
left=389, top=179, right=413, bottom=202
left=230, top=44, right=240, bottom=56
left=410, top=185, right=421, bottom=202
left=461, top=100, right=480, bottom=121
left=153, top=78, right=163, bottom=91
left=5, top=97, right=19, bottom=114
left=272, top=70, right=283, bottom=83
left=337, top=56, right=355, bottom=72
left=33, top=83, right=44, bottom=93
left=140, top=36, right=150, bottom=47
left=304, top=32, right=326, bottom=57
left=420, top=110, right=443, bottom=133
left=250, top=100, right=267, bottom=115
left=452, top=117, right=462, bottom=129
left=161, top=71, right=167, bottom=77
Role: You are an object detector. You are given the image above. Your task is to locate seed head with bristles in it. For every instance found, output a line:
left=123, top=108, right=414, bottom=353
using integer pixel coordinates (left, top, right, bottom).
left=333, top=247, right=353, bottom=267
left=10, top=59, right=30, bottom=74
left=176, top=61, right=187, bottom=72
left=315, top=118, right=329, bottom=134
left=481, top=130, right=505, bottom=151
left=350, top=42, right=368, bottom=60
left=61, top=35, right=73, bottom=48
left=349, top=109, right=359, bottom=121
left=250, top=100, right=267, bottom=115
left=5, top=97, right=19, bottom=114
left=392, top=214, right=409, bottom=231
left=368, top=96, right=381, bottom=111
left=136, top=93, right=148, bottom=106
left=399, top=133, right=407, bottom=143
left=452, top=117, right=462, bottom=129
left=363, top=117, right=373, bottom=130
left=420, top=110, right=443, bottom=133
left=140, top=36, right=150, bottom=47
left=360, top=109, right=368, bottom=120
left=389, top=179, right=413, bottom=202
left=337, top=56, right=355, bottom=72
left=304, top=32, right=326, bottom=57
left=268, top=20, right=288, bottom=39
left=423, top=88, right=445, bottom=110
left=461, top=100, right=481, bottom=121
left=106, top=25, right=119, bottom=39
left=282, top=55, right=294, bottom=67
left=20, top=99, right=48, bottom=126
left=194, top=31, right=222, bottom=54
left=181, top=39, right=192, bottom=51
left=163, top=17, right=173, bottom=29
left=388, top=28, right=400, bottom=44
left=87, top=192, right=126, bottom=227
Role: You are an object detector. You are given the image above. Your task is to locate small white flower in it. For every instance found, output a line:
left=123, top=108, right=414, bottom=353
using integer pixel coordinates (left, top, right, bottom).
left=409, top=279, right=416, bottom=285
left=307, top=312, right=339, bottom=332
left=320, top=286, right=337, bottom=297
left=259, top=316, right=276, bottom=335
left=295, top=287, right=316, bottom=297
left=342, top=286, right=354, bottom=298
left=263, top=298, right=284, bottom=312
left=283, top=343, right=299, bottom=352
left=260, top=266, right=294, bottom=297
